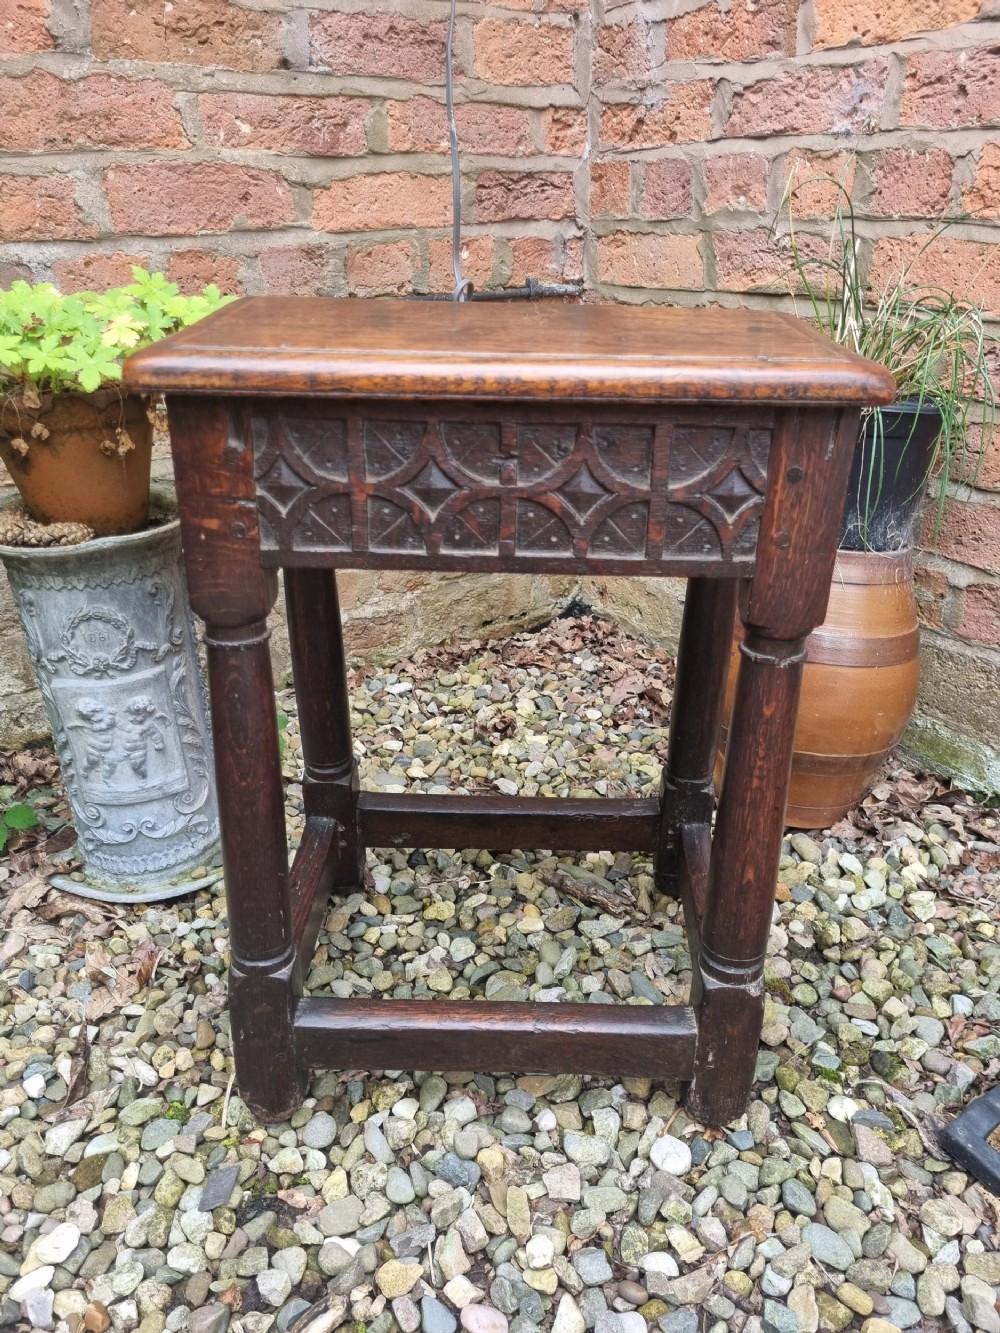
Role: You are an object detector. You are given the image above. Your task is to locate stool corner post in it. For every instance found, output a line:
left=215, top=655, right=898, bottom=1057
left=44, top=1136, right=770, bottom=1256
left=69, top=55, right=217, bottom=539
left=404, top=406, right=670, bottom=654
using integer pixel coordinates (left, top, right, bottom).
left=230, top=954, right=307, bottom=1123
left=684, top=967, right=766, bottom=1127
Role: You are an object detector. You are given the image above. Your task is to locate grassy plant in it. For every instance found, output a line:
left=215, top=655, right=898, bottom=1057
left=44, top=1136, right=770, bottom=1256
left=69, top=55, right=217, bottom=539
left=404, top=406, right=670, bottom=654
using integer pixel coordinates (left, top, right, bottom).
left=781, top=181, right=997, bottom=543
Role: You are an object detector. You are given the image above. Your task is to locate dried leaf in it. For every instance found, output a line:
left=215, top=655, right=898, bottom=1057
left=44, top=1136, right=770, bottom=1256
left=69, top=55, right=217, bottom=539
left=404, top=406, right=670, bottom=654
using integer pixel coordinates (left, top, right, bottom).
left=60, top=1023, right=92, bottom=1111
left=43, top=824, right=78, bottom=854
left=132, top=937, right=162, bottom=989
left=608, top=671, right=645, bottom=706
left=0, top=745, right=60, bottom=792
left=35, top=895, right=108, bottom=925
left=0, top=873, right=50, bottom=921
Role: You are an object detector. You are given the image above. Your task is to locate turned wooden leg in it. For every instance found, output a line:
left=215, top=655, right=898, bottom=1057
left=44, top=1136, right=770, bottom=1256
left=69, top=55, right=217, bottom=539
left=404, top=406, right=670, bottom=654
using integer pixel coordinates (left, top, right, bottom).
left=206, top=611, right=304, bottom=1122
left=284, top=568, right=362, bottom=890
left=684, top=626, right=806, bottom=1125
left=655, top=577, right=739, bottom=897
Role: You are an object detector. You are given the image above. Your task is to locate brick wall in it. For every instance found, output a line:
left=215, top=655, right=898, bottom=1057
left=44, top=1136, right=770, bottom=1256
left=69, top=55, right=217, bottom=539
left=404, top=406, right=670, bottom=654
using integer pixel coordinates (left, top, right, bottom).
left=1, top=0, right=999, bottom=787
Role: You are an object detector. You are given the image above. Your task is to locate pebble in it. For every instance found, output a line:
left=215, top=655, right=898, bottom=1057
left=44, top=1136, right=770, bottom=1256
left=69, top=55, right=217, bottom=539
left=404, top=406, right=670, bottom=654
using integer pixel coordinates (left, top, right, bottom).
left=525, top=1236, right=554, bottom=1270
left=423, top=1296, right=458, bottom=1333
left=376, top=1261, right=423, bottom=1298
left=460, top=1307, right=508, bottom=1333
left=256, top=1270, right=291, bottom=1307
left=802, top=1223, right=857, bottom=1271
left=551, top=1295, right=585, bottom=1333
left=573, top=1250, right=613, bottom=1286
left=1, top=620, right=998, bottom=1333
left=648, top=1134, right=691, bottom=1176
left=543, top=1165, right=581, bottom=1201
left=386, top=1166, right=416, bottom=1204
left=562, top=1132, right=611, bottom=1169
left=31, top=1222, right=81, bottom=1265
left=302, top=1113, right=338, bottom=1150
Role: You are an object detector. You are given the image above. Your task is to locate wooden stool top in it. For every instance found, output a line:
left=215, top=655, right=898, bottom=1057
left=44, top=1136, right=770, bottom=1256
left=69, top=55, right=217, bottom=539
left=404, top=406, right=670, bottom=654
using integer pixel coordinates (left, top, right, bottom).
left=125, top=298, right=895, bottom=407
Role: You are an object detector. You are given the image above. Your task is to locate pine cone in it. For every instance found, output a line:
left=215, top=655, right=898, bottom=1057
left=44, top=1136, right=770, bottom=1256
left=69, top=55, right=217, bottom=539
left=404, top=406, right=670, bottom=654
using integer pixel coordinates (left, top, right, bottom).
left=0, top=506, right=94, bottom=547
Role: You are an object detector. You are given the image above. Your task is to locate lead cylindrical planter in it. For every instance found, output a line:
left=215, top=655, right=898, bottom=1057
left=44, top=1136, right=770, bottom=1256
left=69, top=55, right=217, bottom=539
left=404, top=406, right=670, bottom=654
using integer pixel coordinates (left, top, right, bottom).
left=0, top=502, right=220, bottom=899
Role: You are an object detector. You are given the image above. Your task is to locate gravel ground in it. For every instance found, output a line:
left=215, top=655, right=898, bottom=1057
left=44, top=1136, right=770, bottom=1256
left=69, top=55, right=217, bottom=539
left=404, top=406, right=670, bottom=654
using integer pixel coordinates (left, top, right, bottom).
left=2, top=615, right=1000, bottom=1333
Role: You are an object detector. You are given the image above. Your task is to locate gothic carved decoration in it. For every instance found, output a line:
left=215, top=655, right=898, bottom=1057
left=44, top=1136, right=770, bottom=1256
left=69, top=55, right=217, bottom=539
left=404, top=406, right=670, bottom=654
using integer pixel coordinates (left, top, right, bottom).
left=252, top=404, right=773, bottom=571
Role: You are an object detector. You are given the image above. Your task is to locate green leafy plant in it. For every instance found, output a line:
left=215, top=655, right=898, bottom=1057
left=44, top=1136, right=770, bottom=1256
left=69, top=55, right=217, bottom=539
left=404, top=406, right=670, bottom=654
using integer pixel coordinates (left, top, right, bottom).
left=0, top=801, right=38, bottom=853
left=0, top=268, right=233, bottom=401
left=781, top=181, right=997, bottom=542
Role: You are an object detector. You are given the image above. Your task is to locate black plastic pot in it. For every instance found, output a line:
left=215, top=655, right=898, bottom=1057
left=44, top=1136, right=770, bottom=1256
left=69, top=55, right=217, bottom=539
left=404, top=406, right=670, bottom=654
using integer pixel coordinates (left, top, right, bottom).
left=840, top=399, right=944, bottom=553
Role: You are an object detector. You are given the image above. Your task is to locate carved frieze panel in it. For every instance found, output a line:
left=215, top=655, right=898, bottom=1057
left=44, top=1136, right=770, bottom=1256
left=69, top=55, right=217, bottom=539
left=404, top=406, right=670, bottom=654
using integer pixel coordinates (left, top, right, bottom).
left=251, top=403, right=773, bottom=570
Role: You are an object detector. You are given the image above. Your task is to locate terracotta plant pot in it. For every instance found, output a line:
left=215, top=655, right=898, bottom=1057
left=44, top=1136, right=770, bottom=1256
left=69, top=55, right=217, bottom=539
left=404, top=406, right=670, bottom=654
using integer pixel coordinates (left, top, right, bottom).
left=716, top=400, right=939, bottom=829
left=718, top=550, right=921, bottom=829
left=0, top=390, right=153, bottom=536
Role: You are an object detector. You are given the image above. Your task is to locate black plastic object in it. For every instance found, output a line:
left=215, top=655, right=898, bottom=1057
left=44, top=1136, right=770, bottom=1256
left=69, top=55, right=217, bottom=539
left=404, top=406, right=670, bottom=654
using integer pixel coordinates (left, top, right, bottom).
left=840, top=400, right=943, bottom=552
left=940, top=1084, right=1000, bottom=1196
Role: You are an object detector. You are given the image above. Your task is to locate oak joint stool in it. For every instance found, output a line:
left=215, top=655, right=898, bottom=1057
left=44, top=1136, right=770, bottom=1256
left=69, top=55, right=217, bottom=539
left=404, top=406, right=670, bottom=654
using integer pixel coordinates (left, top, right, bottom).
left=125, top=300, right=894, bottom=1126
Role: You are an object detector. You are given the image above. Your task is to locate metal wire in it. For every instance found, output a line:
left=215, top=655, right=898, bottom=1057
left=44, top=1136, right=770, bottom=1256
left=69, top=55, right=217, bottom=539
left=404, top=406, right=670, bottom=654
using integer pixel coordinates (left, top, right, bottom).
left=439, top=0, right=582, bottom=303
left=445, top=0, right=472, bottom=302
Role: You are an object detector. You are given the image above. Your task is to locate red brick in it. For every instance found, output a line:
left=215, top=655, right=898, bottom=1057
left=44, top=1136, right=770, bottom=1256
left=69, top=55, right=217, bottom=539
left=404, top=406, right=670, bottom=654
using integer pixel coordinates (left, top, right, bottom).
left=0, top=72, right=186, bottom=152
left=507, top=236, right=584, bottom=285
left=963, top=143, right=1000, bottom=218
left=311, top=13, right=446, bottom=82
left=428, top=236, right=496, bottom=292
left=313, top=172, right=451, bottom=233
left=639, top=159, right=693, bottom=220
left=598, top=232, right=702, bottom=289
left=714, top=227, right=804, bottom=292
left=901, top=49, right=1000, bottom=129
left=600, top=84, right=714, bottom=149
left=958, top=581, right=1000, bottom=644
left=870, top=148, right=954, bottom=218
left=105, top=164, right=295, bottom=236
left=669, top=0, right=797, bottom=62
left=385, top=98, right=533, bottom=156
left=563, top=236, right=584, bottom=281
left=167, top=249, right=243, bottom=295
left=595, top=18, right=653, bottom=83
left=346, top=241, right=417, bottom=297
left=0, top=174, right=96, bottom=242
left=508, top=237, right=560, bottom=285
left=200, top=94, right=368, bottom=157
left=51, top=251, right=147, bottom=292
left=258, top=245, right=333, bottom=296
left=932, top=495, right=1000, bottom=573
left=726, top=61, right=887, bottom=137
left=476, top=170, right=576, bottom=223
left=0, top=0, right=51, bottom=53
left=869, top=236, right=1000, bottom=319
left=541, top=108, right=587, bottom=156
left=92, top=0, right=283, bottom=71
left=591, top=161, right=631, bottom=218
left=812, top=0, right=980, bottom=51
left=703, top=153, right=768, bottom=214
left=0, top=261, right=31, bottom=286
left=782, top=149, right=856, bottom=217
left=913, top=564, right=949, bottom=629
left=961, top=343, right=1000, bottom=407
left=959, top=421, right=1000, bottom=490
left=473, top=20, right=575, bottom=86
